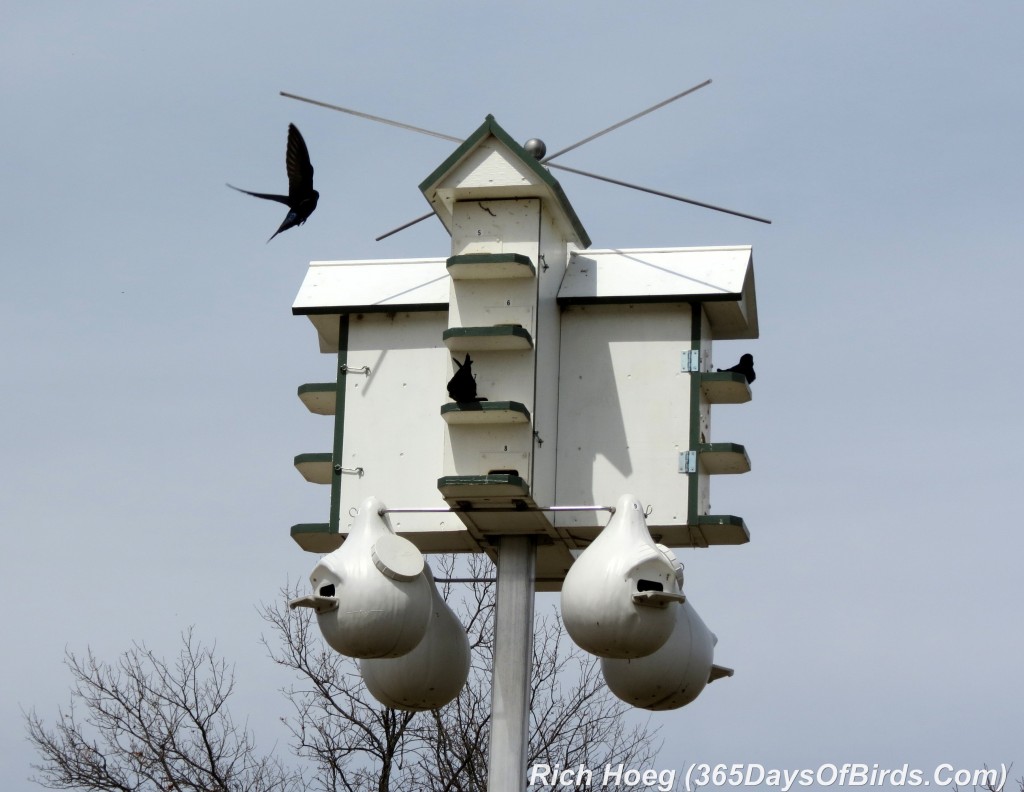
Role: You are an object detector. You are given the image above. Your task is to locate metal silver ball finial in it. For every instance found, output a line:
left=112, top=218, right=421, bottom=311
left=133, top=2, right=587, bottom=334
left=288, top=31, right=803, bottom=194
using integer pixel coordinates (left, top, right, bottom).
left=523, top=138, right=546, bottom=160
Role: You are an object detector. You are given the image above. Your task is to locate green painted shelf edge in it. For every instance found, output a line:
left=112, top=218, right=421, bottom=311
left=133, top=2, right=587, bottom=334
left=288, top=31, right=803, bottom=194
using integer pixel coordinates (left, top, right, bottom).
left=443, top=325, right=534, bottom=351
left=446, top=252, right=536, bottom=279
left=697, top=443, right=751, bottom=474
left=698, top=372, right=752, bottom=404
left=696, top=514, right=750, bottom=544
left=437, top=473, right=530, bottom=498
left=297, top=383, right=336, bottom=415
left=440, top=400, right=531, bottom=424
left=291, top=523, right=342, bottom=553
left=294, top=452, right=333, bottom=484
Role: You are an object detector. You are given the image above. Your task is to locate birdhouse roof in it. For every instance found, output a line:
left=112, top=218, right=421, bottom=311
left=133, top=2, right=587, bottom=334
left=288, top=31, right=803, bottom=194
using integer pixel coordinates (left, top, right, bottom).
left=419, top=115, right=591, bottom=249
left=558, top=246, right=759, bottom=339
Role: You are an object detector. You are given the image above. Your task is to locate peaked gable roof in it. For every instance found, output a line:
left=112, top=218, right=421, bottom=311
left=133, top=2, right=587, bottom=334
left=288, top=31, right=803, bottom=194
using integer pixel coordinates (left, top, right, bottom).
left=419, top=115, right=591, bottom=248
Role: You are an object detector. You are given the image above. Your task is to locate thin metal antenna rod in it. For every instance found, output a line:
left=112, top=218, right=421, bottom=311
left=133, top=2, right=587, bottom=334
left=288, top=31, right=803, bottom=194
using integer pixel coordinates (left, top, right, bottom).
left=282, top=82, right=771, bottom=234
left=542, top=79, right=712, bottom=163
left=376, top=211, right=434, bottom=241
left=280, top=91, right=462, bottom=144
left=547, top=162, right=772, bottom=224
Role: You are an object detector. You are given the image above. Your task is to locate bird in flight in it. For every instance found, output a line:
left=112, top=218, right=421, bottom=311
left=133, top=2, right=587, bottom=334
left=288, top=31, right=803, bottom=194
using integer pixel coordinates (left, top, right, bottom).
left=447, top=354, right=487, bottom=403
left=717, top=353, right=755, bottom=384
left=228, top=123, right=319, bottom=242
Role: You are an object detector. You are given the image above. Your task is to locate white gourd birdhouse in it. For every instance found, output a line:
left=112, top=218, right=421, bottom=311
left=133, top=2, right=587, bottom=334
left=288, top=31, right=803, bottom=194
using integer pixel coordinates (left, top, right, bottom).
left=360, top=564, right=471, bottom=711
left=560, top=495, right=685, bottom=659
left=599, top=545, right=732, bottom=709
left=290, top=496, right=432, bottom=659
left=601, top=597, right=719, bottom=710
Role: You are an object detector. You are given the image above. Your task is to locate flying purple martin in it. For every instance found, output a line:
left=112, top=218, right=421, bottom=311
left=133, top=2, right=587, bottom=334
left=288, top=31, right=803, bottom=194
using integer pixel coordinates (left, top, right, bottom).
left=447, top=354, right=487, bottom=403
left=228, top=124, right=319, bottom=242
left=717, top=353, right=755, bottom=384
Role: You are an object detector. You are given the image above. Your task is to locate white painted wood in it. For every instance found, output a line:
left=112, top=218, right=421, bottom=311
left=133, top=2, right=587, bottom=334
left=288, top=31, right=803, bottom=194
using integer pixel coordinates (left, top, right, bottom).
left=559, top=246, right=758, bottom=340
left=451, top=198, right=541, bottom=258
left=293, top=258, right=449, bottom=352
left=529, top=208, right=574, bottom=508
left=554, top=304, right=694, bottom=532
left=338, top=313, right=453, bottom=538
left=447, top=141, right=537, bottom=192
left=422, top=132, right=588, bottom=249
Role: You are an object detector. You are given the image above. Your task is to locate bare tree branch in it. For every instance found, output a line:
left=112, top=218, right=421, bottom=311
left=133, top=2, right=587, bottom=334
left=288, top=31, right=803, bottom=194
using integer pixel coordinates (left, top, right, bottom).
left=261, top=555, right=661, bottom=792
left=25, top=628, right=303, bottom=792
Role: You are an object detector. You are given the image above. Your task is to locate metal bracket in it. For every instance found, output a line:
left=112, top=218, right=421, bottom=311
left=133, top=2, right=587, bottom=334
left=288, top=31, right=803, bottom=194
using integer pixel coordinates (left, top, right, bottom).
left=680, top=349, right=701, bottom=372
left=333, top=465, right=365, bottom=477
left=678, top=450, right=697, bottom=474
left=340, top=364, right=370, bottom=375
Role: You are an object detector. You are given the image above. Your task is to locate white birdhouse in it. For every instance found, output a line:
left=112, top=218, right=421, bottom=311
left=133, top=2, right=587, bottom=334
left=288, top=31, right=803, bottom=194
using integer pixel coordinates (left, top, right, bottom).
left=284, top=105, right=766, bottom=792
left=560, top=495, right=684, bottom=659
left=360, top=564, right=471, bottom=711
left=289, top=119, right=758, bottom=591
left=287, top=114, right=758, bottom=728
left=290, top=496, right=431, bottom=659
left=599, top=545, right=732, bottom=710
left=601, top=598, right=721, bottom=710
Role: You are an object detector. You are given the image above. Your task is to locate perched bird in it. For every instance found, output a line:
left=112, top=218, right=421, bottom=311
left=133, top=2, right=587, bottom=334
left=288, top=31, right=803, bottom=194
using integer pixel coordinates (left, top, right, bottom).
left=447, top=354, right=487, bottom=403
left=227, top=123, right=319, bottom=242
left=717, top=353, right=755, bottom=384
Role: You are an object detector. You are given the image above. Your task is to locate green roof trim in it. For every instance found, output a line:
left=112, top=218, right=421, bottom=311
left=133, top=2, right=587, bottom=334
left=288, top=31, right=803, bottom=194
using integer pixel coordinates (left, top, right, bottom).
left=419, top=115, right=591, bottom=248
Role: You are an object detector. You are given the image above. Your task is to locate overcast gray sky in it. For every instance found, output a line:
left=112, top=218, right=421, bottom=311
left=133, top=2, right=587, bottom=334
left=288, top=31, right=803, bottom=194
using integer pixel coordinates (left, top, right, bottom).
left=3, top=2, right=1022, bottom=789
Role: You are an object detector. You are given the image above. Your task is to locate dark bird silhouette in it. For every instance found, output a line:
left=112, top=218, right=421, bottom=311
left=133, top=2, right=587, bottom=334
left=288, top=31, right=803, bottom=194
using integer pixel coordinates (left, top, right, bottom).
left=447, top=354, right=487, bottom=403
left=717, top=353, right=755, bottom=384
left=227, top=123, right=319, bottom=242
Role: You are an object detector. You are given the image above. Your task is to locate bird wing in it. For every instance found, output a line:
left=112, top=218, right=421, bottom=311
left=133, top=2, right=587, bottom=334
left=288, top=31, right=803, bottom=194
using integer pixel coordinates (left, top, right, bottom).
left=226, top=183, right=292, bottom=206
left=285, top=124, right=315, bottom=200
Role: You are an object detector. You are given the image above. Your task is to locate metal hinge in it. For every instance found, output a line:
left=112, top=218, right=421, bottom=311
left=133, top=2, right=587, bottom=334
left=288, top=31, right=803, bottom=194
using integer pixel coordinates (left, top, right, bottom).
left=678, top=451, right=697, bottom=474
left=680, top=350, right=701, bottom=372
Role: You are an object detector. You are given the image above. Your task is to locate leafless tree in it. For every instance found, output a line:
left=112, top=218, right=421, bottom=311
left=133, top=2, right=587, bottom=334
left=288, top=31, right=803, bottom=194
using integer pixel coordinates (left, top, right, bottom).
left=261, top=554, right=660, bottom=792
left=24, top=628, right=302, bottom=792
left=27, top=556, right=660, bottom=792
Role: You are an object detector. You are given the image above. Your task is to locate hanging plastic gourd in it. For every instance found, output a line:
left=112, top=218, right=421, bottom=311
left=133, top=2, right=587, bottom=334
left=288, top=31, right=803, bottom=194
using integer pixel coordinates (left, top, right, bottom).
left=601, top=544, right=731, bottom=709
left=560, top=494, right=684, bottom=659
left=290, top=496, right=431, bottom=658
left=360, top=564, right=471, bottom=710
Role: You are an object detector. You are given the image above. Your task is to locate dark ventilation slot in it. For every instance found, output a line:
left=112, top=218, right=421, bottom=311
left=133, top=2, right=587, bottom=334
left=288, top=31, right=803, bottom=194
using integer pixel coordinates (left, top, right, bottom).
left=488, top=469, right=520, bottom=476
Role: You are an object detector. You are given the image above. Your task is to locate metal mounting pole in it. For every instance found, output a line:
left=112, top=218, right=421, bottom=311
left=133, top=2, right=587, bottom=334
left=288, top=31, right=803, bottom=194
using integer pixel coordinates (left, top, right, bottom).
left=487, top=535, right=536, bottom=792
